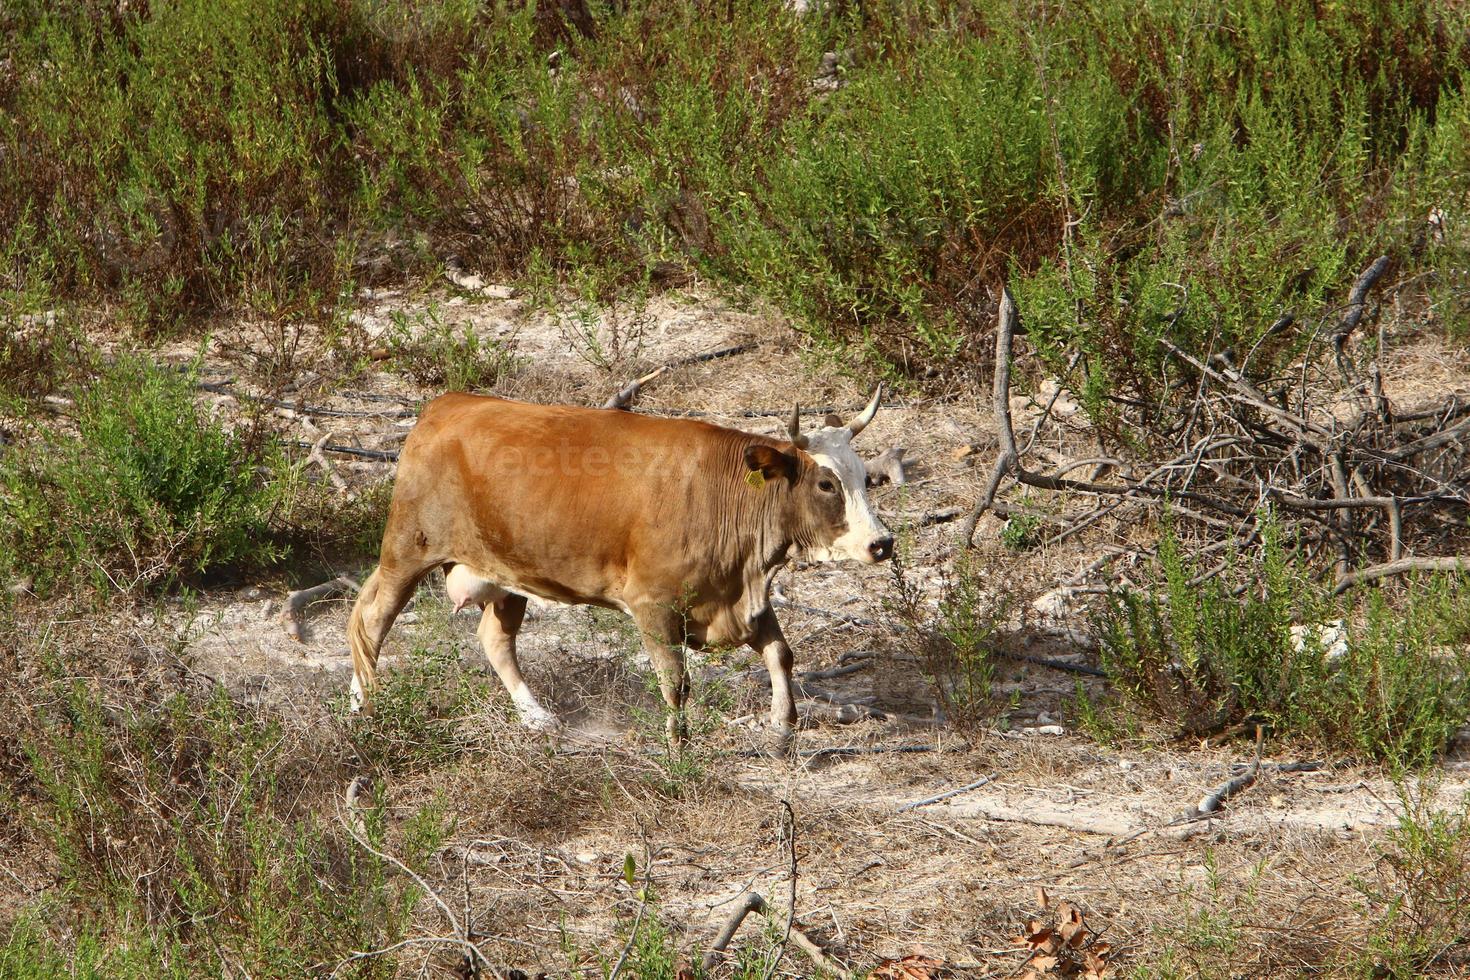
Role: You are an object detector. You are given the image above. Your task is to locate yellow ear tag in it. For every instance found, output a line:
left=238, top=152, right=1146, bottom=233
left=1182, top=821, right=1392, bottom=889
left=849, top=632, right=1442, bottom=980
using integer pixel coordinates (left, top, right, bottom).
left=746, top=469, right=767, bottom=490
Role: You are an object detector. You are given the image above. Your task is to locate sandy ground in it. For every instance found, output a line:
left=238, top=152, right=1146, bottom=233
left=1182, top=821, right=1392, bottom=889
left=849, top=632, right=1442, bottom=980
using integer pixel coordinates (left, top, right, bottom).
left=150, top=282, right=1470, bottom=975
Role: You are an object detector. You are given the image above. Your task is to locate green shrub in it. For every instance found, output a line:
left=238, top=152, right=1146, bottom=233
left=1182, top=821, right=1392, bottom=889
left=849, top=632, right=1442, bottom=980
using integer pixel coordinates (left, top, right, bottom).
left=0, top=0, right=350, bottom=330
left=1358, top=783, right=1470, bottom=978
left=0, top=357, right=287, bottom=594
left=887, top=548, right=1007, bottom=733
left=1089, top=514, right=1470, bottom=766
left=2, top=0, right=1465, bottom=390
left=348, top=637, right=495, bottom=774
left=9, top=658, right=441, bottom=976
left=382, top=306, right=521, bottom=390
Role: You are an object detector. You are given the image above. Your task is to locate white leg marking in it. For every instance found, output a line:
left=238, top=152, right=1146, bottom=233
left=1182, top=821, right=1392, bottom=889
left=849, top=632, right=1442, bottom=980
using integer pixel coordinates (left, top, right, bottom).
left=511, top=685, right=558, bottom=731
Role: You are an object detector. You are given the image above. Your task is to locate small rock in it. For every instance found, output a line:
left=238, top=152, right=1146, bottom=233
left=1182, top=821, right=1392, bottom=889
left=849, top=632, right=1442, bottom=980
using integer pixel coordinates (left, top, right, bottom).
left=1118, top=760, right=1138, bottom=772
left=575, top=852, right=599, bottom=865
left=444, top=268, right=486, bottom=291
left=261, top=600, right=278, bottom=620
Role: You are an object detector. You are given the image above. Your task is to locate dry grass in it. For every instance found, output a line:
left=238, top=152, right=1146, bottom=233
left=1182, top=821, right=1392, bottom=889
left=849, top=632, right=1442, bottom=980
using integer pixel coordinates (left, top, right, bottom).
left=2, top=288, right=1469, bottom=976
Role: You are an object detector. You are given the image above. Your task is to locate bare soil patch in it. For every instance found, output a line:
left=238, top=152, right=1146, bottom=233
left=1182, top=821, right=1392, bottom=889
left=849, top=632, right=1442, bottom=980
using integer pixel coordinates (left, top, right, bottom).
left=53, top=287, right=1470, bottom=974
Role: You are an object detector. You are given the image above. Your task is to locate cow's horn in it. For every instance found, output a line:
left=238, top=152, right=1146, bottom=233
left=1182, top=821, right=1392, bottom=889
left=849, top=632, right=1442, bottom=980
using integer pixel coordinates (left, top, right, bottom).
left=847, top=384, right=882, bottom=437
left=787, top=403, right=808, bottom=448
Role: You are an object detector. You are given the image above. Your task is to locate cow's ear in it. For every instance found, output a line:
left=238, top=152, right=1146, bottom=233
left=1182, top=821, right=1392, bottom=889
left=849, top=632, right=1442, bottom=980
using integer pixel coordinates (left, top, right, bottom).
left=744, top=444, right=796, bottom=483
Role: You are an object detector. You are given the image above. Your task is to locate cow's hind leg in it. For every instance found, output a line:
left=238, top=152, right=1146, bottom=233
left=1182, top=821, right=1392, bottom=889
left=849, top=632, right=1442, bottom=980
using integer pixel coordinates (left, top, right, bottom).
left=347, top=565, right=429, bottom=712
left=477, top=592, right=557, bottom=732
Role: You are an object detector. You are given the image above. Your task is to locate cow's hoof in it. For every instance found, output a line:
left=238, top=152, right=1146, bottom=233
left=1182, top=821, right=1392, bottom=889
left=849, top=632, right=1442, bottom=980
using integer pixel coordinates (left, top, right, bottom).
left=516, top=703, right=561, bottom=733
left=766, top=727, right=796, bottom=760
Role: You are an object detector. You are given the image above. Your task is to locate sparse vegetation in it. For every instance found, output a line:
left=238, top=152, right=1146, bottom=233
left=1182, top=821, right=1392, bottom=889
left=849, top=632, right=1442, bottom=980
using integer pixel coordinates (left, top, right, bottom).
left=381, top=306, right=520, bottom=391
left=0, top=356, right=289, bottom=595
left=888, top=548, right=1008, bottom=733
left=0, top=613, right=446, bottom=976
left=1089, top=515, right=1470, bottom=766
left=1358, top=783, right=1470, bottom=978
left=3, top=0, right=1470, bottom=974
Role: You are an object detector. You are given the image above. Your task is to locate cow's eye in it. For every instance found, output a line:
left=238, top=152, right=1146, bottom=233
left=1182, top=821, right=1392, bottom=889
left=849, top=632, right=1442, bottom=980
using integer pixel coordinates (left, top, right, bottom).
left=818, top=478, right=837, bottom=494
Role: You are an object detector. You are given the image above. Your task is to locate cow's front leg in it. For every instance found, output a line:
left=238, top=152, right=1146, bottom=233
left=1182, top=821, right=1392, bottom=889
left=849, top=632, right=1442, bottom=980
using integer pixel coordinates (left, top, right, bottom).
left=632, top=605, right=689, bottom=746
left=750, top=609, right=797, bottom=757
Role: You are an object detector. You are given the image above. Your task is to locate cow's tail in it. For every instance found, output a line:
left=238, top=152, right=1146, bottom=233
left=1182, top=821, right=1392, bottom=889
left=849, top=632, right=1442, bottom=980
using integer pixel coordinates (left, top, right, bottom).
left=347, top=568, right=381, bottom=712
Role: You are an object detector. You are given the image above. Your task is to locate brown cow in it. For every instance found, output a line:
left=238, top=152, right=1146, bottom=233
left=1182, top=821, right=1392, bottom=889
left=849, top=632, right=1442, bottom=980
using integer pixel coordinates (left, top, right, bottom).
left=347, top=388, right=893, bottom=751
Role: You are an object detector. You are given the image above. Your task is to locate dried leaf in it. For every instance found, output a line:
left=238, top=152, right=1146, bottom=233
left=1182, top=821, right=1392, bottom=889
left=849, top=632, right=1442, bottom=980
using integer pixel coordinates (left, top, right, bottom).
left=1037, top=885, right=1051, bottom=910
left=1031, top=954, right=1060, bottom=972
left=870, top=953, right=947, bottom=980
left=1083, top=944, right=1113, bottom=978
left=1056, top=902, right=1087, bottom=947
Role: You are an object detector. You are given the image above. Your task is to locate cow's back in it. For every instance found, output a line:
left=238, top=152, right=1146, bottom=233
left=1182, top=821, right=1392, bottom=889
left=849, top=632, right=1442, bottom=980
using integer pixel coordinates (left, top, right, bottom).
left=384, top=393, right=756, bottom=607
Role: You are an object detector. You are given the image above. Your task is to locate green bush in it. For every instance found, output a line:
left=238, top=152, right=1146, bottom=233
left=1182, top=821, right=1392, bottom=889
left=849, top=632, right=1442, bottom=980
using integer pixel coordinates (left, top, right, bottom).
left=349, top=638, right=494, bottom=773
left=1089, top=514, right=1470, bottom=767
left=1358, top=784, right=1470, bottom=978
left=1, top=0, right=1465, bottom=390
left=6, top=654, right=443, bottom=977
left=0, top=357, right=287, bottom=594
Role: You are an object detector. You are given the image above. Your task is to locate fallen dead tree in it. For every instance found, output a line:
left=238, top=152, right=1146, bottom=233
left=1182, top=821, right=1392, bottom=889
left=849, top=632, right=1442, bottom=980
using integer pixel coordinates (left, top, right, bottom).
left=961, top=274, right=1469, bottom=593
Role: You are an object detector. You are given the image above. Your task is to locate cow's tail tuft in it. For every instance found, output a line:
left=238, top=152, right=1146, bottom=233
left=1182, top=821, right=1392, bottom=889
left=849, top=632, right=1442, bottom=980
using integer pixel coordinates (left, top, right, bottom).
left=347, top=568, right=381, bottom=712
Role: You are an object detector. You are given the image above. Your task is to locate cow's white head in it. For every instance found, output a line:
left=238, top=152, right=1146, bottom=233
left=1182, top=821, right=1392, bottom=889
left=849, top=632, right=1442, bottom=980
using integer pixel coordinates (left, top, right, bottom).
left=787, top=386, right=893, bottom=564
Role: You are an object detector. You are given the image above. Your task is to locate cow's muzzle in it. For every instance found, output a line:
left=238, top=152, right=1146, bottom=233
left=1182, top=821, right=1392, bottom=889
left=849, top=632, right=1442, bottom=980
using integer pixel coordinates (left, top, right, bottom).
left=868, top=536, right=894, bottom=562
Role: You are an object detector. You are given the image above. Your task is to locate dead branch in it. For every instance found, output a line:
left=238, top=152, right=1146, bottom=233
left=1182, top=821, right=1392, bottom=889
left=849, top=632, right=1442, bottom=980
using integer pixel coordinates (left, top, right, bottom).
left=798, top=662, right=869, bottom=681
left=956, top=279, right=1468, bottom=593
left=960, top=287, right=1021, bottom=546
left=1331, top=254, right=1391, bottom=370
left=308, top=431, right=349, bottom=491
left=282, top=575, right=360, bottom=642
left=762, top=800, right=798, bottom=980
left=702, top=892, right=768, bottom=970
left=896, top=774, right=995, bottom=812
left=1193, top=726, right=1265, bottom=817
left=914, top=506, right=965, bottom=528
left=602, top=342, right=756, bottom=410
left=699, top=891, right=849, bottom=978
left=602, top=365, right=668, bottom=411
left=1332, top=556, right=1468, bottom=595
left=343, top=774, right=371, bottom=840
left=290, top=439, right=400, bottom=461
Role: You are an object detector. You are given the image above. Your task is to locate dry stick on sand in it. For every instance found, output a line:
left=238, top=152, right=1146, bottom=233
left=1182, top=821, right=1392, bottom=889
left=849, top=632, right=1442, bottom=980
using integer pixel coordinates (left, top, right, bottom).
left=700, top=892, right=850, bottom=977
left=1190, top=725, right=1266, bottom=818
left=290, top=439, right=402, bottom=462
left=281, top=575, right=361, bottom=642
left=602, top=342, right=757, bottom=410
left=896, top=774, right=996, bottom=813
left=308, top=430, right=349, bottom=491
